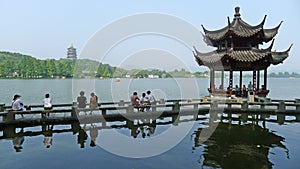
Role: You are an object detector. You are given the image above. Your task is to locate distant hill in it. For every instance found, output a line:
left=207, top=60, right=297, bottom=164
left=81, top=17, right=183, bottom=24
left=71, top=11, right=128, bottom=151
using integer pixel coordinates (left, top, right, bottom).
left=0, top=51, right=208, bottom=79
left=0, top=51, right=31, bottom=62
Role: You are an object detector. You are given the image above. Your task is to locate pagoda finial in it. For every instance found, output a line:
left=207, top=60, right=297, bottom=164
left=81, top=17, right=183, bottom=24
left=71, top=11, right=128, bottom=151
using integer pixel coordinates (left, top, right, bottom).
left=234, top=6, right=241, bottom=19
left=227, top=16, right=231, bottom=26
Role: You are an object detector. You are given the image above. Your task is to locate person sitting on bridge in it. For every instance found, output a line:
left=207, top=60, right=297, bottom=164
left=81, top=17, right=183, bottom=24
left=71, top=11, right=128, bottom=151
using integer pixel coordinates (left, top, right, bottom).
left=145, top=90, right=156, bottom=112
left=139, top=93, right=149, bottom=112
left=89, top=92, right=98, bottom=115
left=242, top=85, right=247, bottom=97
left=43, top=93, right=52, bottom=110
left=234, top=85, right=241, bottom=96
left=77, top=91, right=87, bottom=115
left=146, top=90, right=156, bottom=105
left=12, top=94, right=24, bottom=118
left=257, top=85, right=266, bottom=93
left=43, top=93, right=53, bottom=117
left=130, top=92, right=140, bottom=107
left=77, top=91, right=87, bottom=108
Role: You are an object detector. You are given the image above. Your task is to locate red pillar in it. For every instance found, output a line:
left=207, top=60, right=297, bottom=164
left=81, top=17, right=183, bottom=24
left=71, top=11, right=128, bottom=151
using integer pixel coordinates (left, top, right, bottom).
left=210, top=69, right=215, bottom=93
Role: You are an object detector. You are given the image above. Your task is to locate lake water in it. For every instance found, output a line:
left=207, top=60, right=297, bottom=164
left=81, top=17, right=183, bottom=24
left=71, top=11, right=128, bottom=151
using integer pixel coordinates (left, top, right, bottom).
left=0, top=78, right=300, bottom=169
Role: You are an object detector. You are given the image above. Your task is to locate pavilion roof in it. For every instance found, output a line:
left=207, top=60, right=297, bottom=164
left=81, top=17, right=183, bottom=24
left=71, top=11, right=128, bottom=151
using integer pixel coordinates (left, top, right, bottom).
left=202, top=7, right=282, bottom=46
left=193, top=42, right=292, bottom=67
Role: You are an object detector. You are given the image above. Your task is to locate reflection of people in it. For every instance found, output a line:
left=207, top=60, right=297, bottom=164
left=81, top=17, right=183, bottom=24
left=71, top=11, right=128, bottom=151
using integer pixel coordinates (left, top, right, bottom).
left=131, top=126, right=140, bottom=138
left=90, top=124, right=98, bottom=147
left=146, top=125, right=156, bottom=137
left=12, top=94, right=24, bottom=118
left=77, top=128, right=88, bottom=148
left=43, top=125, right=53, bottom=148
left=77, top=91, right=87, bottom=108
left=139, top=126, right=146, bottom=138
left=13, top=129, right=25, bottom=152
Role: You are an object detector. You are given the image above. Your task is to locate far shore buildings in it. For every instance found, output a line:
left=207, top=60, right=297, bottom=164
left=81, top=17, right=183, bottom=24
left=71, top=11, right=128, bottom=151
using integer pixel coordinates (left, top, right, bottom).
left=67, top=43, right=77, bottom=59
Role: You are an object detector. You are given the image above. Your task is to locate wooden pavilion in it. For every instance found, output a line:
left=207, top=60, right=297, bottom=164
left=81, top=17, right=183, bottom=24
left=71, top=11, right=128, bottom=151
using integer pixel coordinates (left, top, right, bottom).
left=193, top=7, right=292, bottom=97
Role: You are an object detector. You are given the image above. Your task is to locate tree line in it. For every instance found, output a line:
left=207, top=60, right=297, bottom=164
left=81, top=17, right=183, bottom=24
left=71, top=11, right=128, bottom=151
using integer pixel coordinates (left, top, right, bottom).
left=0, top=52, right=117, bottom=78
left=0, top=51, right=209, bottom=79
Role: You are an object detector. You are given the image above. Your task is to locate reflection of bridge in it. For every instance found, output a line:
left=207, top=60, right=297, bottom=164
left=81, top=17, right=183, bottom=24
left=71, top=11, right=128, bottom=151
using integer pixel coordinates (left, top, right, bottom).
left=0, top=107, right=292, bottom=168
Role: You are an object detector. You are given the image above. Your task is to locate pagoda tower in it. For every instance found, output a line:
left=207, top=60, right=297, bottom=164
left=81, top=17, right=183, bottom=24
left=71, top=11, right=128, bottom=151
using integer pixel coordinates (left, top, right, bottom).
left=193, top=7, right=292, bottom=97
left=67, top=43, right=77, bottom=59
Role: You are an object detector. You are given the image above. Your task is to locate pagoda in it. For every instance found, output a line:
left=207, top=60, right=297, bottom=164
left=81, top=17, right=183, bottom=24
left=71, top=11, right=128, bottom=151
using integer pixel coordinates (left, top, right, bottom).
left=67, top=43, right=77, bottom=59
left=193, top=7, right=292, bottom=97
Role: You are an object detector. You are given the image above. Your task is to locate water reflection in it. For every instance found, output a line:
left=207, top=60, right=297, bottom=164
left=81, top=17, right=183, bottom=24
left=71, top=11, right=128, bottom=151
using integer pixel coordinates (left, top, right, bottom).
left=0, top=115, right=291, bottom=169
left=12, top=128, right=24, bottom=152
left=127, top=120, right=157, bottom=138
left=192, top=122, right=288, bottom=169
left=89, top=124, right=98, bottom=147
left=42, top=125, right=53, bottom=148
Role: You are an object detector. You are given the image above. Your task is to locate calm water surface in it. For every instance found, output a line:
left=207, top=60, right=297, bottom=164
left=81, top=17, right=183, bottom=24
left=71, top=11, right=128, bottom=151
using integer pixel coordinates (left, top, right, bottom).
left=0, top=78, right=299, bottom=169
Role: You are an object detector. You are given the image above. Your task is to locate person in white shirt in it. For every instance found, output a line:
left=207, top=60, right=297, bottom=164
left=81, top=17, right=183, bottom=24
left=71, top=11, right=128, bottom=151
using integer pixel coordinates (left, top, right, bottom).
left=12, top=94, right=24, bottom=118
left=146, top=90, right=156, bottom=104
left=146, top=90, right=156, bottom=112
left=43, top=93, right=52, bottom=110
left=12, top=94, right=24, bottom=111
left=44, top=93, right=52, bottom=117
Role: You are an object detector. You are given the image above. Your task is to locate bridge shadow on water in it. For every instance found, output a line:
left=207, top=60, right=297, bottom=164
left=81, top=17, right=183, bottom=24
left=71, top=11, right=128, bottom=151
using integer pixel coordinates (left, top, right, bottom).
left=0, top=109, right=292, bottom=169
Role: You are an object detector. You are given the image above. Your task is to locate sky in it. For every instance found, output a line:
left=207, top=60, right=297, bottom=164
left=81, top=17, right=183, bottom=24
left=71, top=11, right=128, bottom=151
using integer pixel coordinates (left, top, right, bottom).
left=0, top=0, right=299, bottom=72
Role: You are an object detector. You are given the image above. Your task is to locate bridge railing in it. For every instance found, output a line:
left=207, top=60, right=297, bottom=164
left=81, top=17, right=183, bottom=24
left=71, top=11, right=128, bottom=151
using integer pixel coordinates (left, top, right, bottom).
left=1, top=98, right=300, bottom=124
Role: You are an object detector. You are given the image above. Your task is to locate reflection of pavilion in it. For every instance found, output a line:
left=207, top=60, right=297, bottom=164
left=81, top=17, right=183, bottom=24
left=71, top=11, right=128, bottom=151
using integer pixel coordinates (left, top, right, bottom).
left=192, top=122, right=288, bottom=169
left=193, top=7, right=292, bottom=97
